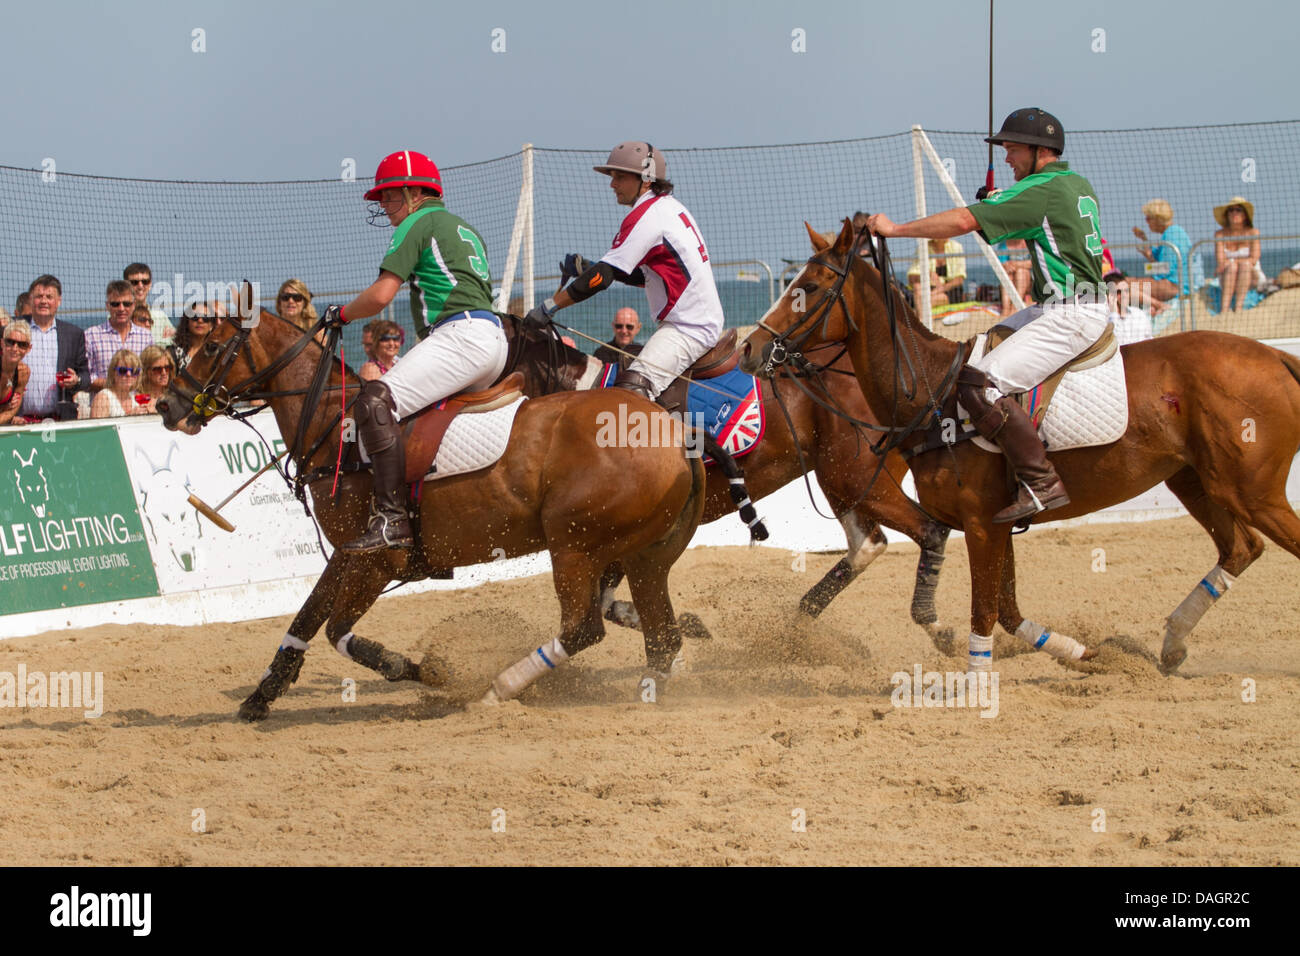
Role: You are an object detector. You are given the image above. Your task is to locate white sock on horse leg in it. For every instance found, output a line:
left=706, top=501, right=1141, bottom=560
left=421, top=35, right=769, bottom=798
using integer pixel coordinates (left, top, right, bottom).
left=492, top=637, right=570, bottom=701
left=1016, top=619, right=1086, bottom=660
left=1166, top=564, right=1236, bottom=642
left=968, top=632, right=993, bottom=673
left=279, top=633, right=309, bottom=652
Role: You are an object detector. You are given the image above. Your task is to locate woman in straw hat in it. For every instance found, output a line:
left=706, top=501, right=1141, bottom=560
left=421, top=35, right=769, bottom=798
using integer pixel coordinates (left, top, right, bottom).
left=1213, top=197, right=1260, bottom=314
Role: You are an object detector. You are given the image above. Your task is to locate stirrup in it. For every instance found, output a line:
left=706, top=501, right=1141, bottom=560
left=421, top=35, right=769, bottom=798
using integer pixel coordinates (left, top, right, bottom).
left=341, top=511, right=414, bottom=554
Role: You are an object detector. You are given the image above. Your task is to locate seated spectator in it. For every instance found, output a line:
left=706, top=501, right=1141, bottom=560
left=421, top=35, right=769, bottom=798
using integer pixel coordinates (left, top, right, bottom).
left=19, top=275, right=89, bottom=422
left=593, top=308, right=644, bottom=370
left=1131, top=199, right=1192, bottom=315
left=995, top=238, right=1032, bottom=317
left=1213, top=196, right=1261, bottom=314
left=276, top=279, right=318, bottom=330
left=907, top=237, right=966, bottom=307
left=137, top=344, right=175, bottom=414
left=168, top=306, right=216, bottom=371
left=359, top=320, right=404, bottom=381
left=1103, top=272, right=1153, bottom=347
left=90, top=349, right=147, bottom=419
left=86, top=280, right=153, bottom=390
left=124, top=263, right=176, bottom=344
left=0, top=319, right=33, bottom=426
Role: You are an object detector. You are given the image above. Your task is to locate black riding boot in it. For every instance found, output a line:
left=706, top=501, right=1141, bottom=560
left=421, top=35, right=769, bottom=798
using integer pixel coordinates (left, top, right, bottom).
left=342, top=382, right=413, bottom=554
left=956, top=365, right=1070, bottom=524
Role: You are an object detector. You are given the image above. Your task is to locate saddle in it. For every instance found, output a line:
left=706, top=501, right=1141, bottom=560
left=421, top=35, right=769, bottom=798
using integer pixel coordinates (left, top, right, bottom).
left=980, top=322, right=1117, bottom=428
left=401, top=372, right=525, bottom=482
left=654, top=328, right=739, bottom=412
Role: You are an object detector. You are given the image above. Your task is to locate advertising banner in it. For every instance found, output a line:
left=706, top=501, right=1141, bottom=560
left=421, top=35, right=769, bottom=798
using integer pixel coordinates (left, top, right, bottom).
left=117, top=416, right=329, bottom=593
left=0, top=426, right=160, bottom=612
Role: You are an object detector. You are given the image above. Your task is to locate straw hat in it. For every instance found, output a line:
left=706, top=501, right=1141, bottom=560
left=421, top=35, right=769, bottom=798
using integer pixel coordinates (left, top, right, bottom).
left=1213, top=196, right=1255, bottom=228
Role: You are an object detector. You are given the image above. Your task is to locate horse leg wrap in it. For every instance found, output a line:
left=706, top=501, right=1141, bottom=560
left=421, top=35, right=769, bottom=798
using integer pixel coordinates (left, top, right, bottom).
left=799, top=557, right=853, bottom=617
left=1016, top=619, right=1086, bottom=661
left=256, top=646, right=306, bottom=700
left=491, top=638, right=570, bottom=701
left=910, top=546, right=947, bottom=627
left=1165, top=565, right=1236, bottom=645
left=343, top=633, right=418, bottom=681
left=968, top=632, right=993, bottom=673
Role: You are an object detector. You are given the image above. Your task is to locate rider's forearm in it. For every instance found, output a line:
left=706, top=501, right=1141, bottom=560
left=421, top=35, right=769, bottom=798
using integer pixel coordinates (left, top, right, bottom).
left=344, top=273, right=403, bottom=323
left=891, top=207, right=978, bottom=240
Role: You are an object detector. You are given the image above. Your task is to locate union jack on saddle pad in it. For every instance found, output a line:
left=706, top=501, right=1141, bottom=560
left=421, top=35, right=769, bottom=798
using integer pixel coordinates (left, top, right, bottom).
left=687, top=366, right=765, bottom=463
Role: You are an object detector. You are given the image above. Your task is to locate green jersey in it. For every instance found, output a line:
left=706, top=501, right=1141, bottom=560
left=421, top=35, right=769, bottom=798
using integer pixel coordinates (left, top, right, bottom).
left=379, top=200, right=494, bottom=338
left=967, top=161, right=1105, bottom=303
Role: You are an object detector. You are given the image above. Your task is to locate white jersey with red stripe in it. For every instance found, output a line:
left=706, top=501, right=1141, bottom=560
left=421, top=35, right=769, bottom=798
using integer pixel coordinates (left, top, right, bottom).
left=599, top=191, right=724, bottom=348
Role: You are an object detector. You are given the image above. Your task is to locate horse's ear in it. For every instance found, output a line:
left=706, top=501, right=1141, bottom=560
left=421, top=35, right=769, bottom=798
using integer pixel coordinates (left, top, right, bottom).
left=831, top=218, right=856, bottom=255
left=805, top=222, right=830, bottom=253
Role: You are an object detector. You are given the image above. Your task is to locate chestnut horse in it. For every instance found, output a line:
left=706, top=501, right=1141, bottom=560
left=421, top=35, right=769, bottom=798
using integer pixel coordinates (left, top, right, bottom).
left=499, top=315, right=953, bottom=638
left=157, top=309, right=760, bottom=719
left=741, top=219, right=1300, bottom=672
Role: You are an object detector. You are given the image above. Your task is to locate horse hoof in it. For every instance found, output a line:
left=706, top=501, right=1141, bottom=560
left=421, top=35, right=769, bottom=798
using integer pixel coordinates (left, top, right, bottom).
left=604, top=600, right=642, bottom=630
left=238, top=695, right=270, bottom=722
left=678, top=612, right=711, bottom=640
left=1079, top=646, right=1099, bottom=662
left=417, top=653, right=453, bottom=688
left=468, top=688, right=502, bottom=710
left=1159, top=646, right=1187, bottom=675
left=927, top=623, right=959, bottom=658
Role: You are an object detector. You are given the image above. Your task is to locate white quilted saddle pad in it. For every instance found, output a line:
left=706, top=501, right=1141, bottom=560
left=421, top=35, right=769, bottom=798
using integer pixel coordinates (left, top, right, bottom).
left=358, top=396, right=528, bottom=481
left=960, top=333, right=1129, bottom=453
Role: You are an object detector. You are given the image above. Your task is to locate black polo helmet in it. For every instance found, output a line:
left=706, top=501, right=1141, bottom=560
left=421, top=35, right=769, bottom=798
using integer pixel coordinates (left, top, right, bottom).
left=986, top=108, right=1065, bottom=155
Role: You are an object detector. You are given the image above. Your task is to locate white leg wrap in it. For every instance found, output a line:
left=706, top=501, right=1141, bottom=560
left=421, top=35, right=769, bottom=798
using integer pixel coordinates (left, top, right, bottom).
left=1165, top=565, right=1236, bottom=642
left=491, top=638, right=570, bottom=701
left=279, top=633, right=310, bottom=652
left=335, top=632, right=354, bottom=660
left=1016, top=619, right=1086, bottom=661
left=968, top=632, right=993, bottom=673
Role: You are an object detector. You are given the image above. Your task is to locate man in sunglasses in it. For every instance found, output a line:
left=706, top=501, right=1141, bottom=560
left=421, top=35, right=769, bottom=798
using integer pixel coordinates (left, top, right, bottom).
left=592, top=307, right=643, bottom=372
left=19, top=275, right=89, bottom=422
left=123, top=263, right=175, bottom=344
left=86, top=279, right=153, bottom=391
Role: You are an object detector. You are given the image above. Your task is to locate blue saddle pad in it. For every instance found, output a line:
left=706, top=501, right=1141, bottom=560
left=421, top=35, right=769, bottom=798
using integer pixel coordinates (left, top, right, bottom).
left=687, top=367, right=765, bottom=461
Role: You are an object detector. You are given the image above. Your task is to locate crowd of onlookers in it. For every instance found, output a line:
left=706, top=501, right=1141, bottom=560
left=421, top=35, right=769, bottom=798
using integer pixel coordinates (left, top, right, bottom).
left=0, top=266, right=407, bottom=427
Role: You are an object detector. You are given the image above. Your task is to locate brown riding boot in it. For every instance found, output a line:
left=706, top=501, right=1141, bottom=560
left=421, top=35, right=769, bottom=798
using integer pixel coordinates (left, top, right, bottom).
left=342, top=384, right=413, bottom=554
left=614, top=369, right=656, bottom=402
left=989, top=398, right=1070, bottom=523
left=956, top=365, right=1069, bottom=524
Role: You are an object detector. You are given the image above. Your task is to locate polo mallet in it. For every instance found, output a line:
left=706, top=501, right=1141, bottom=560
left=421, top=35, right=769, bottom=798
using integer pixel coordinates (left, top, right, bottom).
left=187, top=450, right=288, bottom=533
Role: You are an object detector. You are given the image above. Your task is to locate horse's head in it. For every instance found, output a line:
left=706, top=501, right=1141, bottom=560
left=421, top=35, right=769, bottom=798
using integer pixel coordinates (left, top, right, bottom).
left=740, top=218, right=864, bottom=379
left=156, top=304, right=275, bottom=434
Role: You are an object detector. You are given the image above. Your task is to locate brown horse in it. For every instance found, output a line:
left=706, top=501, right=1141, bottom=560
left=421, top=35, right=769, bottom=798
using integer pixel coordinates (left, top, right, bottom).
left=499, top=315, right=953, bottom=639
left=741, top=219, right=1300, bottom=672
left=156, top=308, right=758, bottom=719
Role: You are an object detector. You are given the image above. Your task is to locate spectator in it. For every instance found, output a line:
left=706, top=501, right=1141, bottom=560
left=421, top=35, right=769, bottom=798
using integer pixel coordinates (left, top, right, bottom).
left=123, top=263, right=176, bottom=344
left=361, top=323, right=377, bottom=363
left=592, top=307, right=644, bottom=369
left=907, top=237, right=967, bottom=307
left=13, top=292, right=32, bottom=321
left=359, top=320, right=404, bottom=381
left=132, top=303, right=156, bottom=338
left=1103, top=271, right=1153, bottom=346
left=1213, top=197, right=1261, bottom=314
left=168, top=304, right=215, bottom=371
left=86, top=280, right=153, bottom=390
left=995, top=238, right=1033, bottom=317
left=276, top=278, right=318, bottom=329
left=137, top=344, right=175, bottom=414
left=1131, top=199, right=1192, bottom=315
left=0, top=307, right=10, bottom=331
left=19, top=275, right=89, bottom=421
left=0, top=319, right=33, bottom=426
left=90, top=349, right=146, bottom=419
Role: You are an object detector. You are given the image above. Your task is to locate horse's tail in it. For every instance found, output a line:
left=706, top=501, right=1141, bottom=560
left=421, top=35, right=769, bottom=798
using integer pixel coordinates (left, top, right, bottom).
left=693, top=428, right=769, bottom=542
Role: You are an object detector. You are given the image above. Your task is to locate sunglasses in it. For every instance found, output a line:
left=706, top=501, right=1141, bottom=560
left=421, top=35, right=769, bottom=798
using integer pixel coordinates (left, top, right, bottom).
left=148, top=365, right=172, bottom=374
left=134, top=315, right=153, bottom=325
left=279, top=293, right=305, bottom=302
left=189, top=315, right=213, bottom=323
left=127, top=278, right=151, bottom=285
left=116, top=366, right=141, bottom=376
left=378, top=334, right=403, bottom=343
left=614, top=324, right=636, bottom=330
left=15, top=314, right=32, bottom=321
left=3, top=338, right=31, bottom=349
left=109, top=300, right=134, bottom=308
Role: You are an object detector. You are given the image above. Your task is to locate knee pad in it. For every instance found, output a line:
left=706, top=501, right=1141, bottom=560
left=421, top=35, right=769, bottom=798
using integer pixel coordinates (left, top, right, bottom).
left=355, top=380, right=396, bottom=430
left=955, top=366, right=1006, bottom=437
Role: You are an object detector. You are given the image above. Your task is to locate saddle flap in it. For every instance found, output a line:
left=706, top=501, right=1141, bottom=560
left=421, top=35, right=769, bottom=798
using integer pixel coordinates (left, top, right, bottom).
left=688, top=328, right=739, bottom=380
left=401, top=372, right=525, bottom=482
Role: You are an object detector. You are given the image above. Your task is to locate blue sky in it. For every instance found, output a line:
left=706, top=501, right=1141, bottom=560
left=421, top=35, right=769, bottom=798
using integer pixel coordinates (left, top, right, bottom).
left=5, top=0, right=1297, bottom=180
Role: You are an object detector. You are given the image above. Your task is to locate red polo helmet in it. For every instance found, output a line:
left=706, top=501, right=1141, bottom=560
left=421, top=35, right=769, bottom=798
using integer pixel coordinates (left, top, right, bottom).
left=364, top=150, right=443, bottom=201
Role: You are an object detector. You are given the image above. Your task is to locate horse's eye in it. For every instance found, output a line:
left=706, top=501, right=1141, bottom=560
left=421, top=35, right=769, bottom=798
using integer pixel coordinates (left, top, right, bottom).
left=204, top=342, right=221, bottom=356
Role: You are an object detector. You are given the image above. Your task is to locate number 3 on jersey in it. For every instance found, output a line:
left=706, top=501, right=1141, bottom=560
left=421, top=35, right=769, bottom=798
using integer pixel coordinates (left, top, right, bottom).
left=679, top=212, right=708, bottom=262
left=457, top=225, right=491, bottom=281
left=1077, top=196, right=1103, bottom=257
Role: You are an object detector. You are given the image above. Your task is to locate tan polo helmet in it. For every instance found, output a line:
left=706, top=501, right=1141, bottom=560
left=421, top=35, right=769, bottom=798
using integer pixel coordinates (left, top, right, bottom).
left=593, top=141, right=667, bottom=183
